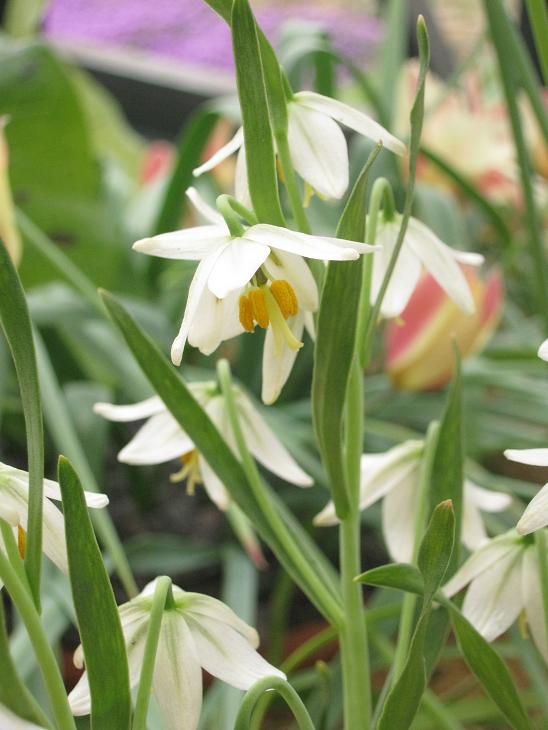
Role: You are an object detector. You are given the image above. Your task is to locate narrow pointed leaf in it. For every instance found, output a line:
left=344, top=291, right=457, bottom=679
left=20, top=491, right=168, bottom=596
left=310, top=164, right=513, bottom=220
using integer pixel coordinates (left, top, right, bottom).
left=0, top=240, right=43, bottom=606
left=418, top=500, right=455, bottom=602
left=100, top=290, right=342, bottom=624
left=449, top=607, right=532, bottom=730
left=58, top=457, right=131, bottom=730
left=311, top=146, right=381, bottom=518
left=355, top=563, right=424, bottom=596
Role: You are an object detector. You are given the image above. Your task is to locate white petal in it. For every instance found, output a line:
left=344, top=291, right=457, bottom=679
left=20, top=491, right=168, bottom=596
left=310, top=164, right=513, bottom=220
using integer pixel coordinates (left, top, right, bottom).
left=461, top=499, right=489, bottom=552
left=504, top=448, right=548, bottom=467
left=171, top=247, right=229, bottom=365
left=193, top=127, right=244, bottom=177
left=313, top=500, right=337, bottom=527
left=451, top=250, right=485, bottom=267
left=406, top=218, right=477, bottom=314
left=235, top=145, right=252, bottom=209
left=184, top=592, right=259, bottom=646
left=287, top=101, right=349, bottom=199
left=523, top=547, right=548, bottom=662
left=382, top=474, right=418, bottom=563
left=207, top=237, right=270, bottom=299
left=188, top=287, right=243, bottom=355
left=133, top=225, right=228, bottom=261
left=41, top=479, right=108, bottom=509
left=443, top=532, right=520, bottom=598
left=17, top=497, right=68, bottom=574
left=462, top=549, right=523, bottom=641
left=199, top=455, right=231, bottom=511
left=245, top=224, right=374, bottom=262
left=118, top=412, right=194, bottom=465
left=186, top=186, right=225, bottom=225
left=153, top=614, right=203, bottom=730
left=0, top=501, right=20, bottom=525
left=262, top=251, right=319, bottom=312
left=538, top=339, right=548, bottom=362
left=370, top=220, right=422, bottom=318
left=0, top=703, right=46, bottom=729
left=359, top=441, right=423, bottom=510
left=93, top=396, right=165, bottom=422
left=186, top=613, right=284, bottom=690
left=294, top=91, right=405, bottom=156
left=465, top=481, right=512, bottom=513
left=236, top=390, right=312, bottom=486
left=261, top=313, right=304, bottom=405
left=517, top=482, right=548, bottom=535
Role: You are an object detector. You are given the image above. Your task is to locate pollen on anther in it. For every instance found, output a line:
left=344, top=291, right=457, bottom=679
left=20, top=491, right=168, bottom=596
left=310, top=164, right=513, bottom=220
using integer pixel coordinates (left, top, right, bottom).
left=239, top=294, right=255, bottom=332
left=17, top=525, right=26, bottom=560
left=250, top=289, right=270, bottom=329
left=271, top=280, right=298, bottom=319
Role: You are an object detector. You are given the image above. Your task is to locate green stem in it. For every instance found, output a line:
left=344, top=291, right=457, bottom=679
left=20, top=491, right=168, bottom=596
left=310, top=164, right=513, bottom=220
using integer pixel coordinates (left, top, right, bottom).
left=338, top=359, right=372, bottom=729
left=392, top=421, right=440, bottom=680
left=132, top=576, right=172, bottom=730
left=216, top=359, right=342, bottom=627
left=0, top=551, right=76, bottom=730
left=216, top=194, right=246, bottom=237
left=484, top=0, right=548, bottom=331
left=534, top=529, right=548, bottom=660
left=275, top=134, right=311, bottom=233
left=235, top=675, right=314, bottom=730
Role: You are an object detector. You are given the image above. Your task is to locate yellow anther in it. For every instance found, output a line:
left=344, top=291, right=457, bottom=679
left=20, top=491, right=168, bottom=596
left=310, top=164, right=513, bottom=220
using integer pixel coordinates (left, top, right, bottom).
left=271, top=280, right=298, bottom=319
left=170, top=450, right=202, bottom=496
left=239, top=294, right=255, bottom=332
left=276, top=158, right=285, bottom=184
left=249, top=289, right=270, bottom=329
left=17, top=525, right=26, bottom=560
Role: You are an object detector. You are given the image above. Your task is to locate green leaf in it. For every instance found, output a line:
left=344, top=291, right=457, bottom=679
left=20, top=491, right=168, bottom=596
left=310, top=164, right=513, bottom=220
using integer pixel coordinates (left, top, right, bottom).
left=449, top=607, right=533, bottom=730
left=231, top=0, right=285, bottom=225
left=429, top=356, right=463, bottom=575
left=100, top=290, right=342, bottom=624
left=311, top=147, right=381, bottom=518
left=379, top=0, right=408, bottom=127
left=58, top=456, right=131, bottom=730
left=417, top=500, right=455, bottom=602
left=0, top=240, right=43, bottom=606
left=355, top=563, right=424, bottom=596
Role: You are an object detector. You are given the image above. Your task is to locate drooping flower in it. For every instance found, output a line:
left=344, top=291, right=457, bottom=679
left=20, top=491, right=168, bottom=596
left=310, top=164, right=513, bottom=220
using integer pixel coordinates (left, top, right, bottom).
left=0, top=704, right=45, bottom=730
left=314, top=440, right=511, bottom=561
left=370, top=213, right=484, bottom=319
left=69, top=579, right=285, bottom=730
left=0, top=462, right=108, bottom=574
left=443, top=531, right=548, bottom=663
left=94, top=380, right=312, bottom=512
left=194, top=91, right=405, bottom=202
left=385, top=266, right=503, bottom=390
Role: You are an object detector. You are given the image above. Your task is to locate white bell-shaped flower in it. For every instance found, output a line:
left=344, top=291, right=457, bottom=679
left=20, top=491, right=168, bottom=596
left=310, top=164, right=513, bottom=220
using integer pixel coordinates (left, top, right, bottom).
left=68, top=579, right=285, bottom=730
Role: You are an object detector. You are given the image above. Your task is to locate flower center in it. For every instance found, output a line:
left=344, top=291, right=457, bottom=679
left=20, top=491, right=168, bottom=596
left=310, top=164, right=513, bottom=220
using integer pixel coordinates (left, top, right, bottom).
left=170, top=450, right=202, bottom=495
left=238, top=280, right=302, bottom=354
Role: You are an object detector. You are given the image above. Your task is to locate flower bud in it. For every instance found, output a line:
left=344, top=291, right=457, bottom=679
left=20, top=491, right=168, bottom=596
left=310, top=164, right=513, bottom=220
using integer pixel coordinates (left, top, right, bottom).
left=385, top=265, right=503, bottom=391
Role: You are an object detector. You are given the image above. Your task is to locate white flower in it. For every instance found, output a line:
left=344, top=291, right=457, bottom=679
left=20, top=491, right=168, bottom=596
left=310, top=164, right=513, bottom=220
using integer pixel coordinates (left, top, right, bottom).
left=0, top=704, right=45, bottom=729
left=314, top=440, right=511, bottom=562
left=371, top=214, right=484, bottom=318
left=443, top=531, right=548, bottom=663
left=194, top=92, right=405, bottom=201
left=69, top=579, right=284, bottom=730
left=539, top=339, right=548, bottom=362
left=0, top=462, right=108, bottom=575
left=94, top=381, right=312, bottom=511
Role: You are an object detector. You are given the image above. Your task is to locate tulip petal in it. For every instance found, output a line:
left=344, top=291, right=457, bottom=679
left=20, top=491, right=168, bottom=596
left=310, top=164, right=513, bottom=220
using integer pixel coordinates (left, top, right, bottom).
left=287, top=101, right=349, bottom=199
left=262, top=250, right=319, bottom=312
left=236, top=390, right=313, bottom=486
left=382, top=473, right=418, bottom=562
left=462, top=549, right=523, bottom=641
left=517, top=482, right=548, bottom=535
left=186, top=613, right=285, bottom=690
left=118, top=412, right=194, bottom=465
left=461, top=499, right=489, bottom=552
left=246, top=224, right=374, bottom=262
left=359, top=441, right=423, bottom=510
left=188, top=287, right=243, bottom=356
left=184, top=592, right=259, bottom=646
left=133, top=225, right=228, bottom=261
left=235, top=145, right=252, bottom=209
left=504, top=448, right=548, bottom=467
left=198, top=455, right=231, bottom=511
left=261, top=312, right=304, bottom=405
left=193, top=127, right=244, bottom=177
left=41, top=479, right=109, bottom=510
left=466, top=481, right=512, bottom=512
left=207, top=238, right=270, bottom=299
left=538, top=339, right=548, bottom=362
left=153, top=614, right=203, bottom=730
left=294, top=91, right=406, bottom=156
left=523, top=547, right=548, bottom=662
left=186, top=186, right=225, bottom=225
left=93, top=396, right=165, bottom=422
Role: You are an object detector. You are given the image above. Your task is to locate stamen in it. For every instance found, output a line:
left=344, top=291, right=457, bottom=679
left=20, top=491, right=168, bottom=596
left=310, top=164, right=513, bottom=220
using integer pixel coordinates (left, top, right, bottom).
left=275, top=158, right=285, bottom=184
left=249, top=289, right=269, bottom=329
left=170, top=450, right=202, bottom=496
left=17, top=525, right=26, bottom=560
left=271, top=280, right=298, bottom=319
left=518, top=609, right=529, bottom=640
left=263, top=288, right=303, bottom=355
left=239, top=294, right=254, bottom=332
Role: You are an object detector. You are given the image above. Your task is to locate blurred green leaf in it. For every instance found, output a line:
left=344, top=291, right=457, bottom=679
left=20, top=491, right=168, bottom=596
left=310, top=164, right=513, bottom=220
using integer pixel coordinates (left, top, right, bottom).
left=355, top=563, right=424, bottom=595
left=58, top=456, right=131, bottom=730
left=0, top=240, right=43, bottom=606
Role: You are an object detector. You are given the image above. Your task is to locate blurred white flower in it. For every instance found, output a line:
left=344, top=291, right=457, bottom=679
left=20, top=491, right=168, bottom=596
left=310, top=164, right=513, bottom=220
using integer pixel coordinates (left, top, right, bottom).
left=443, top=531, right=548, bottom=663
left=194, top=91, right=405, bottom=202
left=371, top=214, right=484, bottom=318
left=538, top=339, right=548, bottom=362
left=0, top=704, right=45, bottom=729
left=0, top=462, right=108, bottom=575
left=69, top=579, right=284, bottom=730
left=94, top=381, right=312, bottom=511
left=314, top=440, right=511, bottom=561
